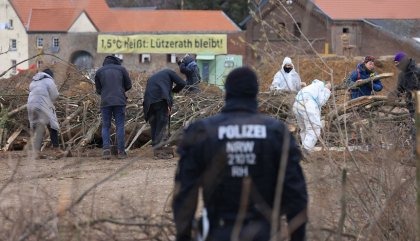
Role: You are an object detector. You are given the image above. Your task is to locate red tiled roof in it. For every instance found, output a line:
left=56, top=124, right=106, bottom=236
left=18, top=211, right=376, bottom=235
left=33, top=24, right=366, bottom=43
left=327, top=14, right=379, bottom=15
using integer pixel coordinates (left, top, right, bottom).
left=27, top=8, right=82, bottom=32
left=105, top=10, right=239, bottom=33
left=10, top=0, right=240, bottom=33
left=313, top=0, right=420, bottom=20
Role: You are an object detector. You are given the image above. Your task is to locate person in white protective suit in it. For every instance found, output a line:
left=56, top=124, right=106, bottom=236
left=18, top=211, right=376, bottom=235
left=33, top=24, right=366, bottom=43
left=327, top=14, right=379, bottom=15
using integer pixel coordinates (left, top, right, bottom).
left=270, top=56, right=306, bottom=92
left=293, top=79, right=331, bottom=151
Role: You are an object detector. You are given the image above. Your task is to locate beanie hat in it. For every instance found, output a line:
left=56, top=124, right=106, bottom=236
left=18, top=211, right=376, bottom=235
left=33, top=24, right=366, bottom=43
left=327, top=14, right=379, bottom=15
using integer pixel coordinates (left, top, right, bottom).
left=394, top=51, right=407, bottom=62
left=364, top=56, right=375, bottom=63
left=225, top=67, right=259, bottom=99
left=42, top=68, right=54, bottom=78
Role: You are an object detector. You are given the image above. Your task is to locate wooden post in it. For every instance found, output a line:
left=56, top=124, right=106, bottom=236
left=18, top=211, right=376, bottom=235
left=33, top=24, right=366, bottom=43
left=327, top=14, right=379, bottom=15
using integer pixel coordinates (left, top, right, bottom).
left=324, top=42, right=329, bottom=55
left=416, top=91, right=420, bottom=241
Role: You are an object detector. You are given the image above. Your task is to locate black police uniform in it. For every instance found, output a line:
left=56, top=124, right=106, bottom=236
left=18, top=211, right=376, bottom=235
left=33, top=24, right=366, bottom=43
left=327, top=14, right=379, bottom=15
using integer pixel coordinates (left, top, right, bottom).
left=143, top=69, right=186, bottom=147
left=173, top=96, right=308, bottom=241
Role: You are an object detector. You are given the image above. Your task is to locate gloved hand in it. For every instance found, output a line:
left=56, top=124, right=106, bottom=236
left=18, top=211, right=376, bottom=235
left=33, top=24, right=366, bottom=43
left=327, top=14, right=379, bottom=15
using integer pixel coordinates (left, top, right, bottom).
left=321, top=119, right=325, bottom=128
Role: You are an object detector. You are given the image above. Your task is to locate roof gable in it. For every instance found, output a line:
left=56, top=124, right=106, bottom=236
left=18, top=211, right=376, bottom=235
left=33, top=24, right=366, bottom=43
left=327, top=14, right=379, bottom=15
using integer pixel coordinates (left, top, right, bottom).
left=68, top=11, right=97, bottom=32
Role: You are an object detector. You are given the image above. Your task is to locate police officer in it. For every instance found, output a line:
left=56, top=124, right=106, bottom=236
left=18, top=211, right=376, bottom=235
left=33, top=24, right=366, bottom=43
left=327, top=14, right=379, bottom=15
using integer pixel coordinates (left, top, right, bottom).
left=173, top=67, right=308, bottom=241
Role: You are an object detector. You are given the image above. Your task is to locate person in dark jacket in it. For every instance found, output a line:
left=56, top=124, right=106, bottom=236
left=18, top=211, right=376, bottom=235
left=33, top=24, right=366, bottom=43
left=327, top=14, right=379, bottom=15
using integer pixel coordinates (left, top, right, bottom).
left=388, top=52, right=420, bottom=156
left=143, top=69, right=186, bottom=159
left=349, top=56, right=383, bottom=99
left=173, top=67, right=308, bottom=241
left=388, top=52, right=420, bottom=116
left=178, top=54, right=201, bottom=93
left=95, top=55, right=132, bottom=159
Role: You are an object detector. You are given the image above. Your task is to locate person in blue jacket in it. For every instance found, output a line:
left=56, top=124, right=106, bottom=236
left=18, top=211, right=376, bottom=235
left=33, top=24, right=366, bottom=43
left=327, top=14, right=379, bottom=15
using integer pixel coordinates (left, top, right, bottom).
left=178, top=54, right=201, bottom=93
left=173, top=67, right=308, bottom=241
left=349, top=56, right=383, bottom=99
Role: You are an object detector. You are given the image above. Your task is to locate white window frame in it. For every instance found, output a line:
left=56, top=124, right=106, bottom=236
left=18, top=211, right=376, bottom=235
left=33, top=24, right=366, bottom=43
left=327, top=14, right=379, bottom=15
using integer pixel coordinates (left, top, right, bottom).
left=141, top=54, right=151, bottom=63
left=52, top=37, right=59, bottom=48
left=37, top=60, right=43, bottom=69
left=10, top=39, right=17, bottom=50
left=36, top=37, right=43, bottom=48
left=169, top=53, right=177, bottom=63
left=11, top=60, right=17, bottom=74
left=8, top=19, right=13, bottom=30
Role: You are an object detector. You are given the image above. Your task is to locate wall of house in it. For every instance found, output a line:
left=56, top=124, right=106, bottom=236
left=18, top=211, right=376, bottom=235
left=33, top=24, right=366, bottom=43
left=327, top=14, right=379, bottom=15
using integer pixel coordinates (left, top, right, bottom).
left=227, top=32, right=246, bottom=57
left=27, top=32, right=245, bottom=75
left=28, top=33, right=100, bottom=69
left=330, top=21, right=362, bottom=56
left=244, top=1, right=329, bottom=66
left=0, top=0, right=29, bottom=78
left=359, top=22, right=420, bottom=59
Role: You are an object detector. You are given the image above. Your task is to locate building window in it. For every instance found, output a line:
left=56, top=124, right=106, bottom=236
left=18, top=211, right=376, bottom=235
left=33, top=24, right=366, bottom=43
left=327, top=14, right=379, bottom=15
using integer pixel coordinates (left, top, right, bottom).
left=51, top=37, right=60, bottom=53
left=11, top=60, right=17, bottom=74
left=293, top=22, right=302, bottom=38
left=37, top=60, right=43, bottom=69
left=53, top=37, right=59, bottom=47
left=8, top=19, right=13, bottom=29
left=139, top=54, right=151, bottom=63
left=10, top=39, right=17, bottom=50
left=167, top=54, right=177, bottom=63
left=37, top=37, right=43, bottom=48
left=343, top=27, right=349, bottom=33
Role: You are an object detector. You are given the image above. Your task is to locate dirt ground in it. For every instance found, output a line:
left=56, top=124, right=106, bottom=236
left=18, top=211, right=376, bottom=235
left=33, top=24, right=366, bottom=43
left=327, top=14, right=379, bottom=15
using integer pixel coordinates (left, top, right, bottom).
left=0, top=147, right=175, bottom=212
left=0, top=145, right=416, bottom=240
left=0, top=147, right=178, bottom=240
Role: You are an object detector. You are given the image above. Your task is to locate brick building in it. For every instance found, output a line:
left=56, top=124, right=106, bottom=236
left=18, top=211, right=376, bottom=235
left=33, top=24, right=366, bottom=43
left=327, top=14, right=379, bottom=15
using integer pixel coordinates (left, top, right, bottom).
left=241, top=0, right=420, bottom=65
left=0, top=0, right=244, bottom=78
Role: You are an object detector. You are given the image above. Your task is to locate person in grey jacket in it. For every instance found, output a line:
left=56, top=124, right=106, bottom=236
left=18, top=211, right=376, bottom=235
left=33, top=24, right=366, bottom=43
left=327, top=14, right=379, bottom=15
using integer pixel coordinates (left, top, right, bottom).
left=27, top=68, right=64, bottom=159
left=95, top=55, right=132, bottom=159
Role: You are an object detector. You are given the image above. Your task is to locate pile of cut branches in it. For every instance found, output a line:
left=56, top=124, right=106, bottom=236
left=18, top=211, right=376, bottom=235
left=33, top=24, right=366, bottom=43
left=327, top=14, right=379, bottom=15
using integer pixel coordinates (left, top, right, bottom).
left=0, top=68, right=410, bottom=153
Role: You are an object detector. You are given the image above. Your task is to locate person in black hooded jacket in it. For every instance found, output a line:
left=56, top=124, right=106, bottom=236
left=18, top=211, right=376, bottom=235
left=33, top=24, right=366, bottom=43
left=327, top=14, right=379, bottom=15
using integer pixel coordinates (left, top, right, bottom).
left=95, top=55, right=132, bottom=159
left=389, top=52, right=420, bottom=116
left=143, top=69, right=186, bottom=159
left=173, top=67, right=308, bottom=241
left=388, top=52, right=420, bottom=156
left=178, top=54, right=201, bottom=93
